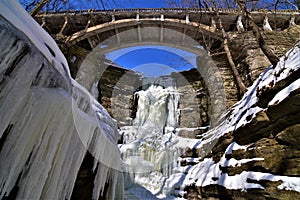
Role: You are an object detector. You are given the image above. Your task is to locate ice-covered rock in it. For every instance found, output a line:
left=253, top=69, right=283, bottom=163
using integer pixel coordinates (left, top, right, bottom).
left=0, top=0, right=123, bottom=199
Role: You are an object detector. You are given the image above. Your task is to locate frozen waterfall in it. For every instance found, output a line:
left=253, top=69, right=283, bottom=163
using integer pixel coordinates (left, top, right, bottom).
left=133, top=85, right=179, bottom=133
left=120, top=77, right=181, bottom=195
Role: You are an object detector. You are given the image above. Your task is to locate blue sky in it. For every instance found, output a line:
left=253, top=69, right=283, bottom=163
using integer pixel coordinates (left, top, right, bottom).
left=101, top=1, right=198, bottom=76
left=115, top=0, right=168, bottom=8
left=106, top=46, right=197, bottom=77
left=69, top=0, right=170, bottom=10
left=19, top=0, right=170, bottom=11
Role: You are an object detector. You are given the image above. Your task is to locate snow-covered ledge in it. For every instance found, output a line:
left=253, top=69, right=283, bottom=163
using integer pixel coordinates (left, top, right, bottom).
left=0, top=0, right=123, bottom=199
left=181, top=41, right=300, bottom=195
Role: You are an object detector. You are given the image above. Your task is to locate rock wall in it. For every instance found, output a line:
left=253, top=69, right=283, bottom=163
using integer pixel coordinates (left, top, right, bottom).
left=97, top=65, right=142, bottom=127
left=181, top=41, right=300, bottom=199
left=229, top=28, right=300, bottom=87
left=206, top=27, right=300, bottom=109
left=172, top=69, right=211, bottom=138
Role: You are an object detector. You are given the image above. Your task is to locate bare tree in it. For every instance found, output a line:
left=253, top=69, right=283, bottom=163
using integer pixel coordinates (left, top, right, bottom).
left=30, top=0, right=50, bottom=16
left=253, top=0, right=299, bottom=10
left=205, top=0, right=247, bottom=95
left=166, top=0, right=238, bottom=8
left=167, top=0, right=247, bottom=95
left=19, top=0, right=120, bottom=16
left=166, top=0, right=300, bottom=10
left=19, top=0, right=66, bottom=16
left=237, top=0, right=280, bottom=67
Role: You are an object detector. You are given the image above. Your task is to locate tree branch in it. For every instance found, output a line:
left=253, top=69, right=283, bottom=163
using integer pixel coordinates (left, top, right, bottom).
left=30, top=0, right=51, bottom=16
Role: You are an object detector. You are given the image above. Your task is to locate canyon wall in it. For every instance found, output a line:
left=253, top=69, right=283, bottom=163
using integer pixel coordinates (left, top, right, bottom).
left=182, top=40, right=300, bottom=199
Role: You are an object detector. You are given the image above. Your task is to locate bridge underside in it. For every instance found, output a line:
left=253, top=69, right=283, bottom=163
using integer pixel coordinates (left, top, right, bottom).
left=36, top=9, right=300, bottom=37
left=61, top=21, right=223, bottom=59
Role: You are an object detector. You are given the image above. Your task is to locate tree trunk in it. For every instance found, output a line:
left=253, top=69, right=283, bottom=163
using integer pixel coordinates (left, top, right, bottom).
left=250, top=20, right=279, bottom=67
left=217, top=16, right=247, bottom=95
left=203, top=0, right=247, bottom=96
left=30, top=0, right=51, bottom=17
left=237, top=1, right=280, bottom=67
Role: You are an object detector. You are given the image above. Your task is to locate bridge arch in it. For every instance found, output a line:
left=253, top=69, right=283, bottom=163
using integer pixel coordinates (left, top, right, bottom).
left=74, top=26, right=227, bottom=128
left=65, top=17, right=223, bottom=49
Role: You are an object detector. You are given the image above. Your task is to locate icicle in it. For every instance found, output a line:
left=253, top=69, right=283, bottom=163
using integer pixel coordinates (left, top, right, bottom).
left=236, top=16, right=245, bottom=33
left=263, top=16, right=272, bottom=31
left=0, top=1, right=123, bottom=199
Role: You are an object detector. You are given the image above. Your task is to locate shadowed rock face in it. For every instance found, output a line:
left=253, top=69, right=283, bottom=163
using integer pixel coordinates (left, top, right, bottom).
left=97, top=65, right=143, bottom=127
left=95, top=66, right=212, bottom=135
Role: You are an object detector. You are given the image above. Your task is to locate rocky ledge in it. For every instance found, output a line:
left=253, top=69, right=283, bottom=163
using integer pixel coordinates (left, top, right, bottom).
left=180, top=41, right=300, bottom=199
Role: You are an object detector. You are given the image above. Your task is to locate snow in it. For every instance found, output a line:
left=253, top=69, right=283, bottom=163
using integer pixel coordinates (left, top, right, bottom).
left=183, top=145, right=300, bottom=192
left=181, top=42, right=300, bottom=194
left=225, top=141, right=248, bottom=154
left=263, top=16, right=273, bottom=31
left=269, top=78, right=300, bottom=106
left=236, top=15, right=245, bottom=32
left=221, top=142, right=264, bottom=167
left=125, top=186, right=160, bottom=200
left=0, top=0, right=70, bottom=80
left=0, top=1, right=123, bottom=199
left=174, top=136, right=201, bottom=149
left=182, top=142, right=265, bottom=190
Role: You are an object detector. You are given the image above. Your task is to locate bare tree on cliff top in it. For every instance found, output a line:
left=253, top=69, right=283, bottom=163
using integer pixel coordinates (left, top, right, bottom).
left=19, top=0, right=120, bottom=16
left=167, top=0, right=299, bottom=10
left=237, top=0, right=280, bottom=67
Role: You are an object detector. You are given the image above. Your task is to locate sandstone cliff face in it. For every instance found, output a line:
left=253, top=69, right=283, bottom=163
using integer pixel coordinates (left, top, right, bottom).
left=181, top=41, right=300, bottom=200
left=171, top=69, right=211, bottom=138
left=97, top=64, right=142, bottom=127
left=229, top=29, right=300, bottom=87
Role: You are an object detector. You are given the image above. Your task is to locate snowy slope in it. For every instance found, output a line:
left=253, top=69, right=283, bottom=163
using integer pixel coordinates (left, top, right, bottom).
left=181, top=41, right=300, bottom=194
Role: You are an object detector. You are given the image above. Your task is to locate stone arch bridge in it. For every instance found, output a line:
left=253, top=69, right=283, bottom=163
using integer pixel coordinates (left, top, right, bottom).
left=34, top=8, right=300, bottom=129
left=36, top=8, right=299, bottom=53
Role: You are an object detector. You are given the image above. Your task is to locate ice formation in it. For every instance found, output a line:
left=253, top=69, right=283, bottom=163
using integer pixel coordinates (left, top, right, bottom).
left=0, top=0, right=123, bottom=199
left=120, top=78, right=182, bottom=196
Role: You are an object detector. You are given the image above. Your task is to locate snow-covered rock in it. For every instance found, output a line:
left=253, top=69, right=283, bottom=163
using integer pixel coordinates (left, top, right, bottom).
left=181, top=41, right=300, bottom=199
